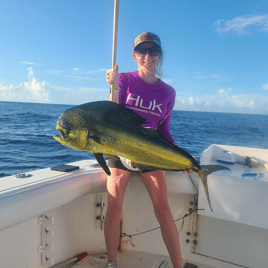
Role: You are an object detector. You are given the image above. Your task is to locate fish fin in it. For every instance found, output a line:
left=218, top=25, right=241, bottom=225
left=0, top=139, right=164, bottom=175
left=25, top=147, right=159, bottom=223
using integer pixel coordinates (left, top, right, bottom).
left=78, top=101, right=148, bottom=127
left=93, top=153, right=111, bottom=176
left=198, top=168, right=213, bottom=212
left=89, top=135, right=102, bottom=145
left=198, top=165, right=230, bottom=213
left=114, top=106, right=148, bottom=127
left=136, top=163, right=158, bottom=173
left=201, top=165, right=230, bottom=175
left=103, top=154, right=118, bottom=159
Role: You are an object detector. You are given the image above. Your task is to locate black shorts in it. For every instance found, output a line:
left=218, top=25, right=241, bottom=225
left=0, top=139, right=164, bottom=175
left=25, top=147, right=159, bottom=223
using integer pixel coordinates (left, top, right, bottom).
left=107, top=156, right=157, bottom=173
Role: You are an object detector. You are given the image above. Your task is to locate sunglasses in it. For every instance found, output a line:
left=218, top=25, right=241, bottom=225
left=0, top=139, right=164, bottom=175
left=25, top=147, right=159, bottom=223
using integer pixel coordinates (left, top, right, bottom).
left=134, top=46, right=161, bottom=56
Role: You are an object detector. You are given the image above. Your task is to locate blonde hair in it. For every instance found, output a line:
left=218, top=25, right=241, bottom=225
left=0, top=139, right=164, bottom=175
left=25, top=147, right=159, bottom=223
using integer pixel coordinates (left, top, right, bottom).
left=156, top=50, right=164, bottom=78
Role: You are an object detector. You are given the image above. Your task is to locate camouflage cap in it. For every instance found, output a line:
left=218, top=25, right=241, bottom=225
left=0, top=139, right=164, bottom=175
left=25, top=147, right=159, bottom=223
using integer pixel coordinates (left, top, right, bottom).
left=133, top=32, right=161, bottom=50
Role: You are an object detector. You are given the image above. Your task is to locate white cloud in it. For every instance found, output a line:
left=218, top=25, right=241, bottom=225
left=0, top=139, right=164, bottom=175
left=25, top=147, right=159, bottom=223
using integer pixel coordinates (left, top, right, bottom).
left=175, top=89, right=268, bottom=114
left=0, top=67, right=109, bottom=104
left=219, top=88, right=232, bottom=95
left=195, top=74, right=208, bottom=79
left=27, top=67, right=34, bottom=79
left=45, top=70, right=63, bottom=75
left=189, top=97, right=194, bottom=105
left=0, top=67, right=50, bottom=102
left=218, top=89, right=225, bottom=95
left=214, top=14, right=268, bottom=36
left=66, top=68, right=107, bottom=80
left=0, top=79, right=50, bottom=102
left=21, top=62, right=36, bottom=65
left=162, top=77, right=173, bottom=84
left=78, top=87, right=106, bottom=92
left=51, top=86, right=108, bottom=104
left=262, top=84, right=268, bottom=90
left=66, top=75, right=104, bottom=80
left=86, top=68, right=108, bottom=74
left=195, top=73, right=228, bottom=80
left=248, top=100, right=254, bottom=109
left=177, top=97, right=185, bottom=104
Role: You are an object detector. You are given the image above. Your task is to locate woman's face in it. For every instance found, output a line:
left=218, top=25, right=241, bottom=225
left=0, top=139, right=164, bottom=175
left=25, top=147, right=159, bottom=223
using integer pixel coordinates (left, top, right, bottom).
left=133, top=42, right=160, bottom=73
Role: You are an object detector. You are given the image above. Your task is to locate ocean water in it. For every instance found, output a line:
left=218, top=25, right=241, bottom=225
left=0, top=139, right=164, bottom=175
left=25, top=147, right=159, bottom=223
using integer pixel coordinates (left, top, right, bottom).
left=1, top=101, right=268, bottom=178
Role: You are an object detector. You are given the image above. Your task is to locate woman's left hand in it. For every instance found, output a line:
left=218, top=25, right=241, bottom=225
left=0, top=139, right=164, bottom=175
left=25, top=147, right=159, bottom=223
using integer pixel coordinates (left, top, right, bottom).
left=181, top=154, right=195, bottom=173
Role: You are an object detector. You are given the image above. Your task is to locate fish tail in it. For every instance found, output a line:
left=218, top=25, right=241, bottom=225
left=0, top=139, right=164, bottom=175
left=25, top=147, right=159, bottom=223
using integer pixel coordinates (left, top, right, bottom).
left=198, top=168, right=213, bottom=212
left=199, top=164, right=230, bottom=212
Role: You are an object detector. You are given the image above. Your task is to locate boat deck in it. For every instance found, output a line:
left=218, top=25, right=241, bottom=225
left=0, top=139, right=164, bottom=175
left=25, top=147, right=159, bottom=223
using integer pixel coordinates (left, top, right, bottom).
left=71, top=251, right=172, bottom=268
left=69, top=251, right=214, bottom=268
left=69, top=251, right=189, bottom=268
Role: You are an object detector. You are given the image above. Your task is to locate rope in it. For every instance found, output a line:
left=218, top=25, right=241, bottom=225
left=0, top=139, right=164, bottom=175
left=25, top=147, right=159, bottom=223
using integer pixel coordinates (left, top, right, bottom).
left=120, top=208, right=204, bottom=239
left=187, top=173, right=199, bottom=193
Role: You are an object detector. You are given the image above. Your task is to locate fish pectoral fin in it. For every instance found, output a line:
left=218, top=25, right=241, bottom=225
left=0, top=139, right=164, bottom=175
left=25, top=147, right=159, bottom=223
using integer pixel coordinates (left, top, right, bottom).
left=103, top=154, right=118, bottom=159
left=88, top=135, right=102, bottom=145
left=201, top=165, right=230, bottom=176
left=93, top=153, right=111, bottom=176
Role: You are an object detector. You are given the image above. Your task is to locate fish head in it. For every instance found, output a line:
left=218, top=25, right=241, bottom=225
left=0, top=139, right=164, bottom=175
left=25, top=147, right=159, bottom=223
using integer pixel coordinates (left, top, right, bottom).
left=54, top=123, right=90, bottom=151
left=53, top=107, right=96, bottom=151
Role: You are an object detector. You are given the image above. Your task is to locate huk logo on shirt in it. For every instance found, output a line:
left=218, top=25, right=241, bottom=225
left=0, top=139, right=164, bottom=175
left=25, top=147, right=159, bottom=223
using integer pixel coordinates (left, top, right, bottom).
left=126, top=93, right=163, bottom=113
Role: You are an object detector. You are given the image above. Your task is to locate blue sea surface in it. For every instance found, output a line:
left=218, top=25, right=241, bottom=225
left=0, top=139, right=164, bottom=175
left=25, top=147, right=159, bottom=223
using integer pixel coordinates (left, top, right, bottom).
left=1, top=101, right=268, bottom=178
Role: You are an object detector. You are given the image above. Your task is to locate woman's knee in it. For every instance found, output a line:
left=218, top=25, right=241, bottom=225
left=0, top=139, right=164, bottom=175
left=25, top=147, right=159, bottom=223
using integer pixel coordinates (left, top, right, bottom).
left=153, top=201, right=172, bottom=223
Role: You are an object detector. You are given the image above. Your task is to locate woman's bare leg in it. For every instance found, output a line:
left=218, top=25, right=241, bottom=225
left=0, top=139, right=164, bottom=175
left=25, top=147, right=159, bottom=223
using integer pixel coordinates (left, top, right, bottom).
left=141, top=170, right=183, bottom=268
left=104, top=168, right=131, bottom=265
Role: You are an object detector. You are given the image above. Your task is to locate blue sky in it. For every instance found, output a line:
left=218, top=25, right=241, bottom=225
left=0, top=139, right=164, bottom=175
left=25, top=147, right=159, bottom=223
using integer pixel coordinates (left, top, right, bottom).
left=0, top=0, right=267, bottom=114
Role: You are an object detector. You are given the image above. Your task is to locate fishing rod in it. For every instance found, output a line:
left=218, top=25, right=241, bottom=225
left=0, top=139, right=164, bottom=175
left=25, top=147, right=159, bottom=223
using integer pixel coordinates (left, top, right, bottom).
left=110, top=0, right=120, bottom=101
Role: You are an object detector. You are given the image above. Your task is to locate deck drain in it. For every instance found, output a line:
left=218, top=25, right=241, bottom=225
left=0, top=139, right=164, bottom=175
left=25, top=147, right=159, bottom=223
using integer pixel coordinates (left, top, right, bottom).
left=15, top=173, right=32, bottom=179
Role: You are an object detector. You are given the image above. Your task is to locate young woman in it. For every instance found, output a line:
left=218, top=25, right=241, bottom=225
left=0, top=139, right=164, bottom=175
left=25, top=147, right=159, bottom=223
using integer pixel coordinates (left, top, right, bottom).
left=105, top=32, right=190, bottom=268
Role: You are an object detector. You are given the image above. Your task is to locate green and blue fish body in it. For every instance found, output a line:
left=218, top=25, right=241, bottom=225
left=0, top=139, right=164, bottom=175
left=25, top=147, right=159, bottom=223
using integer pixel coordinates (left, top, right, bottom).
left=54, top=101, right=229, bottom=212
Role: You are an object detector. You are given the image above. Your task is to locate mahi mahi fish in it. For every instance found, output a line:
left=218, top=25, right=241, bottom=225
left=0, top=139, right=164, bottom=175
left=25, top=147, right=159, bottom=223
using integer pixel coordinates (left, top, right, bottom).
left=54, top=101, right=229, bottom=212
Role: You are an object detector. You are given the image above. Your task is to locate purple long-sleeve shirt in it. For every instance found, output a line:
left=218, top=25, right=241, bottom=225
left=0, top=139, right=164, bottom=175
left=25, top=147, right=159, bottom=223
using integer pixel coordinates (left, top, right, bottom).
left=118, top=71, right=176, bottom=144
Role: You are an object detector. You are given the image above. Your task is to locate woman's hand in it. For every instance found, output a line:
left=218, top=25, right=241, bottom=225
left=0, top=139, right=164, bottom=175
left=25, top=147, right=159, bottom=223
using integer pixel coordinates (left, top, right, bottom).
left=107, top=64, right=119, bottom=103
left=181, top=155, right=195, bottom=173
left=106, top=64, right=119, bottom=85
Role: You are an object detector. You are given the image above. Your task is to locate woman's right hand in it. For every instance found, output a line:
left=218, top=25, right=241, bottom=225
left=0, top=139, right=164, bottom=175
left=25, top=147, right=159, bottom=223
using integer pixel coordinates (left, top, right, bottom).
left=106, top=64, right=119, bottom=85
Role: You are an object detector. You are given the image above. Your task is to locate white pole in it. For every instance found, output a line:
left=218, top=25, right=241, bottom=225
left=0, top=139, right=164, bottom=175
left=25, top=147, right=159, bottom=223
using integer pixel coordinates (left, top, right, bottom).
left=110, top=0, right=119, bottom=101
